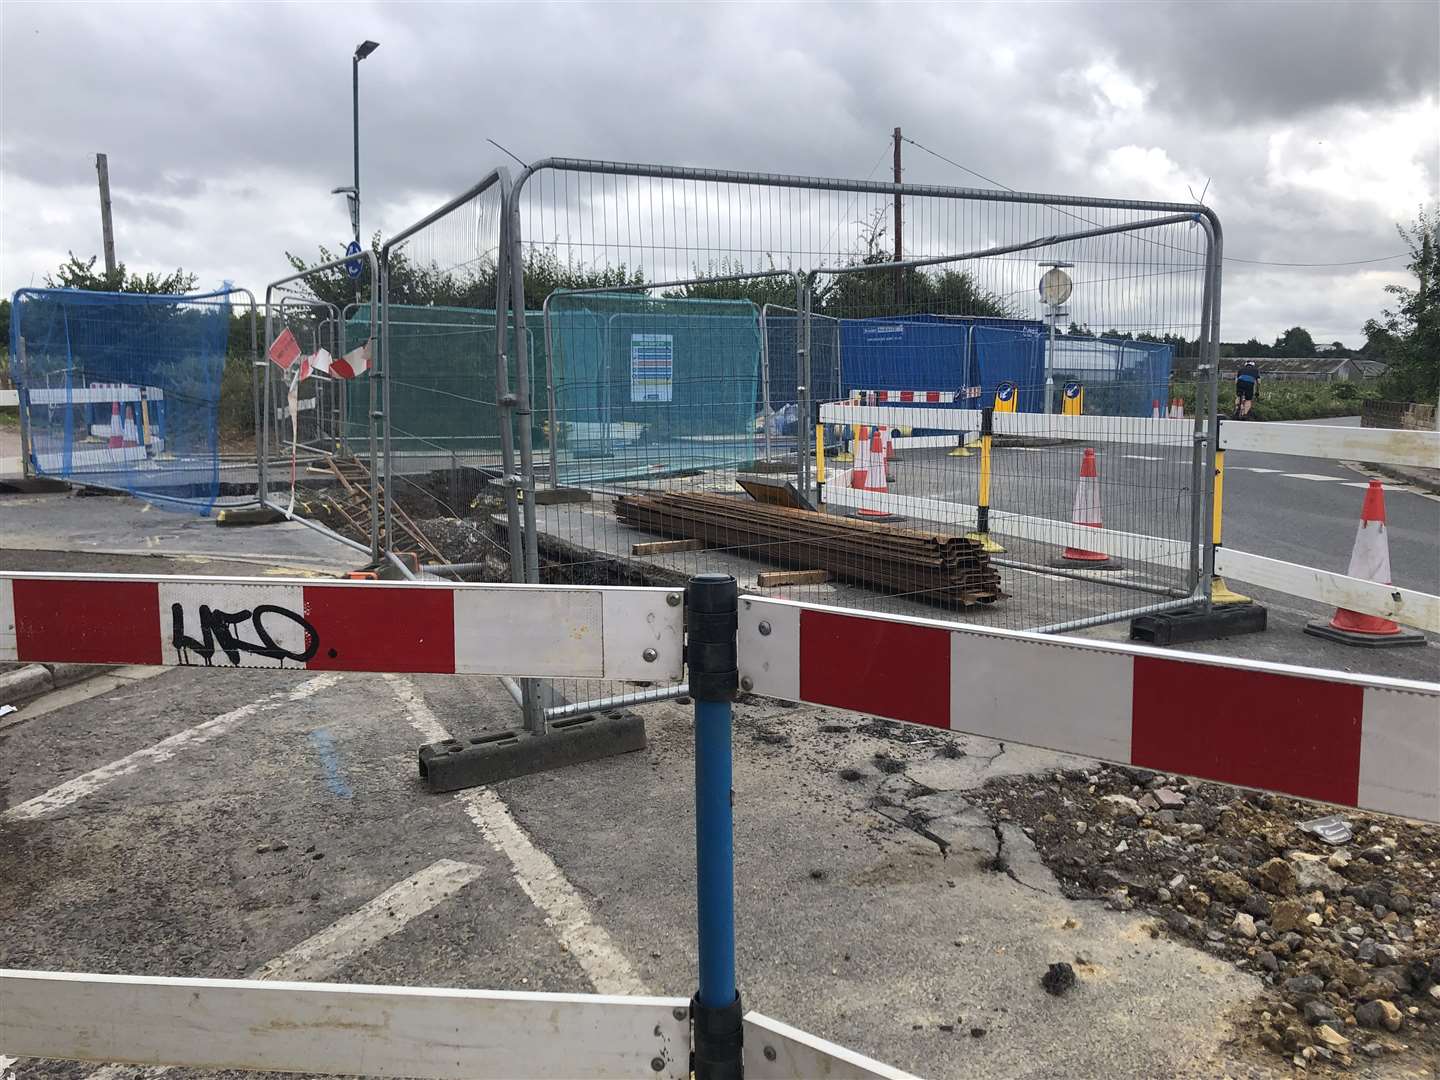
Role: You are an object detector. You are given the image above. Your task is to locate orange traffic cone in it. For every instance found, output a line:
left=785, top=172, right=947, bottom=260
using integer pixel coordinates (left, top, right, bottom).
left=1152, top=399, right=1161, bottom=419
left=1052, top=448, right=1123, bottom=570
left=850, top=428, right=897, bottom=520
left=121, top=405, right=140, bottom=448
left=1305, top=480, right=1424, bottom=647
left=107, top=400, right=124, bottom=449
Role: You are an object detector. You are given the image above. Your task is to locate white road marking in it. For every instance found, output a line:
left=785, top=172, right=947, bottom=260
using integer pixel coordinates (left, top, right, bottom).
left=1123, top=454, right=1163, bottom=461
left=2, top=673, right=343, bottom=823
left=381, top=672, right=451, bottom=742
left=1339, top=481, right=1411, bottom=491
left=384, top=675, right=650, bottom=997
left=458, top=788, right=649, bottom=996
left=1281, top=472, right=1348, bottom=482
left=249, top=858, right=484, bottom=981
left=1228, top=466, right=1283, bottom=473
left=81, top=858, right=484, bottom=1080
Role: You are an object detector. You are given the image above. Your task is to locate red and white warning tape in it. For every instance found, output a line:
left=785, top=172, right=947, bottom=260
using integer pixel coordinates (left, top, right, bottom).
left=737, top=597, right=1439, bottom=823
left=0, top=573, right=682, bottom=682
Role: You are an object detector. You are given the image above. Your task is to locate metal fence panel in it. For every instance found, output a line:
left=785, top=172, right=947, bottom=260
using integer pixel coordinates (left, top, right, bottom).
left=500, top=159, right=1219, bottom=722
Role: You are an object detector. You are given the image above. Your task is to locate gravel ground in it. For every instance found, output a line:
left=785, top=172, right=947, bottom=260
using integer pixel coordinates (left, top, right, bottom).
left=964, top=764, right=1440, bottom=1076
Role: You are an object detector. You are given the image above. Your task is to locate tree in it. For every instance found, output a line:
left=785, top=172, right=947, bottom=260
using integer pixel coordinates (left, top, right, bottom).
left=1370, top=208, right=1439, bottom=403
left=1271, top=325, right=1316, bottom=357
left=283, top=235, right=645, bottom=315
left=0, top=298, right=10, bottom=351
left=43, top=252, right=197, bottom=295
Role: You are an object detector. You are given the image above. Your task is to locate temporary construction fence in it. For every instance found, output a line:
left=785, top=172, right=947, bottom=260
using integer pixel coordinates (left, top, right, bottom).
left=8, top=285, right=256, bottom=513
left=3, top=568, right=1437, bottom=1079
left=260, top=249, right=382, bottom=564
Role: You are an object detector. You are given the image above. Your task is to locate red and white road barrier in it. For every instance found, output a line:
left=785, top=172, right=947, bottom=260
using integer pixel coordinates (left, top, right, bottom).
left=738, top=597, right=1440, bottom=822
left=2, top=571, right=1436, bottom=821
left=0, top=573, right=683, bottom=682
left=853, top=389, right=949, bottom=403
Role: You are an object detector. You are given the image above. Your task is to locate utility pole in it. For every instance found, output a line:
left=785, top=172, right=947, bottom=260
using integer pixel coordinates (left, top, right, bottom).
left=893, top=127, right=903, bottom=308
left=95, top=153, right=116, bottom=277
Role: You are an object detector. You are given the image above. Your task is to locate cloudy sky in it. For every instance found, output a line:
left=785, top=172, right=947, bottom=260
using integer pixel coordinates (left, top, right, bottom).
left=2, top=0, right=1435, bottom=344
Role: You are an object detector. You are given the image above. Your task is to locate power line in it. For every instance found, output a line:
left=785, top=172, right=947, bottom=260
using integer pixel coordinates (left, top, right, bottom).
left=901, top=135, right=1410, bottom=269
left=1221, top=254, right=1408, bottom=267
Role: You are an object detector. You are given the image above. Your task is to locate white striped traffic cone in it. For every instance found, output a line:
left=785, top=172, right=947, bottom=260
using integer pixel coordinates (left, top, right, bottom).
left=1305, top=480, right=1424, bottom=647
left=121, top=405, right=140, bottom=448
left=1051, top=448, right=1123, bottom=570
left=1152, top=399, right=1161, bottom=419
left=107, top=400, right=124, bottom=449
left=849, top=427, right=897, bottom=520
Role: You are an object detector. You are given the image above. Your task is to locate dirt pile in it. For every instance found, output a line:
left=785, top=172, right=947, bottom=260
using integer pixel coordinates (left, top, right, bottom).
left=968, top=766, right=1439, bottom=1072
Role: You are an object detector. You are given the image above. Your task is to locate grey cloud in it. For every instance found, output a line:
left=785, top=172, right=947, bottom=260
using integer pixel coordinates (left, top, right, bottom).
left=1, top=0, right=1435, bottom=344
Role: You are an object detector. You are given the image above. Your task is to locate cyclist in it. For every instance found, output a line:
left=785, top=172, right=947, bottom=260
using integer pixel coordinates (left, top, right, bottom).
left=1234, top=360, right=1260, bottom=419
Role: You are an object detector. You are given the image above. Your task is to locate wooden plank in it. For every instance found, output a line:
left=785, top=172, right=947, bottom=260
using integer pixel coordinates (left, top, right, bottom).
left=1216, top=548, right=1440, bottom=633
left=631, top=538, right=706, bottom=556
left=757, top=570, right=833, bottom=587
left=0, top=969, right=690, bottom=1079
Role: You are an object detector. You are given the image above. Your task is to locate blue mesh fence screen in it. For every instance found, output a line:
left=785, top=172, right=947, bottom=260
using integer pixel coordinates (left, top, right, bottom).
left=10, top=287, right=232, bottom=512
left=546, top=293, right=762, bottom=485
left=1046, top=335, right=1174, bottom=417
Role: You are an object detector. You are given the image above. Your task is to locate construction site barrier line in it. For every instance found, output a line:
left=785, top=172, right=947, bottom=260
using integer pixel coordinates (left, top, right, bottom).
left=737, top=596, right=1440, bottom=823
left=0, top=572, right=684, bottom=683
left=1219, top=420, right=1440, bottom=471
left=818, top=402, right=1195, bottom=447
left=823, top=486, right=1191, bottom=566
left=4, top=573, right=1436, bottom=821
left=1215, top=548, right=1440, bottom=633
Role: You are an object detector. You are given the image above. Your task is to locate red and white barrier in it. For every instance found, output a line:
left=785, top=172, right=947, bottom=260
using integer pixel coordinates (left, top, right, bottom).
left=738, top=597, right=1439, bottom=822
left=6, top=571, right=1436, bottom=822
left=853, top=389, right=949, bottom=403
left=0, top=573, right=683, bottom=682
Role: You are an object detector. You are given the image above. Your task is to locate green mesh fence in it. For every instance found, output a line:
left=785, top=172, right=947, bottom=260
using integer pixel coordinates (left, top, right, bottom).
left=545, top=293, right=762, bottom=485
left=343, top=304, right=545, bottom=459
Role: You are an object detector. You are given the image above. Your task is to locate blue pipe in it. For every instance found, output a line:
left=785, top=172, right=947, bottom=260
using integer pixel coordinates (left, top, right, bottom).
left=694, top=694, right=736, bottom=1008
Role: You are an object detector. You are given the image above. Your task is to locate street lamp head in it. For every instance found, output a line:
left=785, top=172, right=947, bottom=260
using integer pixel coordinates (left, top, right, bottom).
left=330, top=186, right=357, bottom=195
left=355, top=40, right=380, bottom=61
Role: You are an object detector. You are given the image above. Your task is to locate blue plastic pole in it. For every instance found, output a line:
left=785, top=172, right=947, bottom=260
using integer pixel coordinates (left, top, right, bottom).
left=695, top=693, right=736, bottom=1008
left=685, top=573, right=743, bottom=1080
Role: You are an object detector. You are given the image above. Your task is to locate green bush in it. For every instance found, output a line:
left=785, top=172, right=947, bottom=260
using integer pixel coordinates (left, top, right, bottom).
left=219, top=352, right=256, bottom=438
left=1169, top=378, right=1378, bottom=421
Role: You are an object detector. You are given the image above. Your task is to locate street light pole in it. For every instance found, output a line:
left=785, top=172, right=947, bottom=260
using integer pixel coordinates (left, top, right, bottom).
left=349, top=40, right=379, bottom=301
